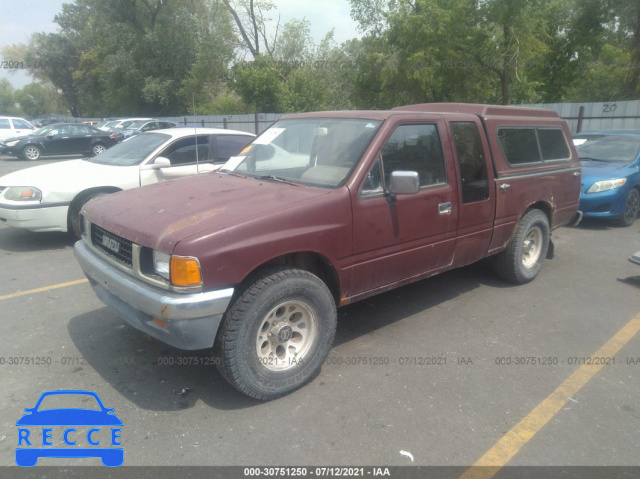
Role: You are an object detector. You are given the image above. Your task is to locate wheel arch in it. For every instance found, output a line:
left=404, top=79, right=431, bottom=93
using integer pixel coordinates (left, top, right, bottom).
left=67, top=186, right=122, bottom=230
left=525, top=201, right=552, bottom=226
left=237, top=252, right=341, bottom=306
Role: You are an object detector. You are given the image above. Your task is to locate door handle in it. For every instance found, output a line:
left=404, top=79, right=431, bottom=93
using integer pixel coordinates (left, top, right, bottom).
left=439, top=202, right=452, bottom=215
left=573, top=171, right=581, bottom=177
left=500, top=183, right=511, bottom=191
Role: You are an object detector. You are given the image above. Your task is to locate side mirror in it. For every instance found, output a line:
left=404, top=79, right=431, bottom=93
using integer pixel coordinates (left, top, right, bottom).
left=46, top=133, right=55, bottom=138
left=254, top=144, right=275, bottom=162
left=141, top=157, right=171, bottom=170
left=389, top=171, right=420, bottom=195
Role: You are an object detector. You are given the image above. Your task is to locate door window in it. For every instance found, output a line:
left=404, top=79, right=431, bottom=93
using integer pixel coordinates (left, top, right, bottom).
left=13, top=119, right=33, bottom=129
left=49, top=125, right=70, bottom=136
left=71, top=125, right=90, bottom=135
left=361, top=124, right=445, bottom=197
left=159, top=136, right=210, bottom=165
left=216, top=135, right=253, bottom=163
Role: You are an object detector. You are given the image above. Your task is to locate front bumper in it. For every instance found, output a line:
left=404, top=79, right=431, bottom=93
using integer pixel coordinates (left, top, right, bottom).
left=0, top=145, right=22, bottom=156
left=579, top=186, right=628, bottom=219
left=74, top=240, right=234, bottom=350
left=0, top=202, right=69, bottom=232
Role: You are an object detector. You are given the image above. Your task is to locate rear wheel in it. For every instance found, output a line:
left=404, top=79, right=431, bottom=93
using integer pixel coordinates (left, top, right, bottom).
left=68, top=192, right=109, bottom=238
left=619, top=188, right=640, bottom=227
left=215, top=266, right=337, bottom=400
left=494, top=209, right=550, bottom=284
left=23, top=145, right=41, bottom=161
left=91, top=143, right=107, bottom=156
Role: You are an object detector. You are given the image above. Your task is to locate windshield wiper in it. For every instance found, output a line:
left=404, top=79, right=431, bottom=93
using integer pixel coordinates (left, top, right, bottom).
left=256, top=175, right=302, bottom=186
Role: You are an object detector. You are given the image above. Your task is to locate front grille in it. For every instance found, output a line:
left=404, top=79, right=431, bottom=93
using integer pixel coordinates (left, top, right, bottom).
left=91, top=224, right=133, bottom=267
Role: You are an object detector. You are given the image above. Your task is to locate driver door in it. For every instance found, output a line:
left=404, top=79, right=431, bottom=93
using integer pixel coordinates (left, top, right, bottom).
left=349, top=120, right=459, bottom=296
left=43, top=125, right=71, bottom=155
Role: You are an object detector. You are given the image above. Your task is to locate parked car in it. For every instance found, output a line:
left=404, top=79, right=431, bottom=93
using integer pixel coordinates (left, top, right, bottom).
left=573, top=130, right=640, bottom=226
left=95, top=120, right=119, bottom=131
left=0, top=123, right=118, bottom=160
left=116, top=119, right=176, bottom=141
left=0, top=127, right=254, bottom=237
left=104, top=118, right=152, bottom=132
left=32, top=118, right=61, bottom=128
left=0, top=116, right=35, bottom=140
left=74, top=103, right=581, bottom=400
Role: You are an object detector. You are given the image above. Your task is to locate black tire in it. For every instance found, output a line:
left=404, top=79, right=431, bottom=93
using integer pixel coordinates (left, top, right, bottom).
left=494, top=209, right=550, bottom=284
left=68, top=192, right=109, bottom=238
left=91, top=143, right=107, bottom=156
left=619, top=188, right=640, bottom=227
left=215, top=266, right=337, bottom=400
left=23, top=145, right=41, bottom=161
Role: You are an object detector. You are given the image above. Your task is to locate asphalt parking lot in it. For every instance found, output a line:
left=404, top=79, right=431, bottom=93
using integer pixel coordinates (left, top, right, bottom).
left=1, top=155, right=639, bottom=477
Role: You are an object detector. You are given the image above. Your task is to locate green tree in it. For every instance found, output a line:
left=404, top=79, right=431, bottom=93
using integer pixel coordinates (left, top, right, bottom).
left=231, top=17, right=334, bottom=113
left=0, top=78, right=18, bottom=115
left=349, top=0, right=575, bottom=106
left=222, top=0, right=279, bottom=59
left=14, top=83, right=62, bottom=117
left=614, top=0, right=640, bottom=97
left=231, top=56, right=287, bottom=112
left=13, top=0, right=237, bottom=116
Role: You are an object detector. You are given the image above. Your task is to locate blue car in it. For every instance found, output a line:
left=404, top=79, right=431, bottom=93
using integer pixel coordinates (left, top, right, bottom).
left=573, top=131, right=640, bottom=226
left=16, top=390, right=123, bottom=467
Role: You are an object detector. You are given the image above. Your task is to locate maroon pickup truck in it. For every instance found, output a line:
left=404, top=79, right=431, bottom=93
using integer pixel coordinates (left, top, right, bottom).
left=74, top=103, right=581, bottom=400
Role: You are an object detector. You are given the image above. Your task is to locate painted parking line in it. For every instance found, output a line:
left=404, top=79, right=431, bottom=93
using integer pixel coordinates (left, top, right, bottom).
left=461, top=312, right=640, bottom=479
left=0, top=279, right=88, bottom=302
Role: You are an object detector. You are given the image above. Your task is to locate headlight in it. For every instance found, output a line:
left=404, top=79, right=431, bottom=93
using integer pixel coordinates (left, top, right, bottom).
left=4, top=186, right=42, bottom=201
left=586, top=178, right=627, bottom=193
left=153, top=251, right=202, bottom=287
left=153, top=251, right=171, bottom=281
left=5, top=140, right=20, bottom=147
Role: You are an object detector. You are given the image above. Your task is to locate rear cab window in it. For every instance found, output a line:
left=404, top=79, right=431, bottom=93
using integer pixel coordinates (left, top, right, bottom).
left=498, top=127, right=571, bottom=166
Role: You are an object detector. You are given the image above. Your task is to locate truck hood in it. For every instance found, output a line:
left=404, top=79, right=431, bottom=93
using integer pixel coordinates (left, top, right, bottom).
left=580, top=160, right=636, bottom=180
left=0, top=159, right=139, bottom=201
left=83, top=172, right=335, bottom=252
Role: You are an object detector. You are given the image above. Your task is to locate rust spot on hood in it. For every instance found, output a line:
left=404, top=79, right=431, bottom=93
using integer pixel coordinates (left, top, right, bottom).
left=157, top=209, right=221, bottom=248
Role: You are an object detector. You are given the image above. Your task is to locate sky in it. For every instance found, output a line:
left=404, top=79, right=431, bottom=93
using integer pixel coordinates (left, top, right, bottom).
left=0, top=0, right=359, bottom=89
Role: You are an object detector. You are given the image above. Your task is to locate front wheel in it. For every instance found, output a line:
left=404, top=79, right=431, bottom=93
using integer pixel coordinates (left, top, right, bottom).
left=68, top=192, right=109, bottom=238
left=619, top=188, right=639, bottom=227
left=215, top=266, right=337, bottom=400
left=494, top=209, right=550, bottom=284
left=23, top=145, right=41, bottom=161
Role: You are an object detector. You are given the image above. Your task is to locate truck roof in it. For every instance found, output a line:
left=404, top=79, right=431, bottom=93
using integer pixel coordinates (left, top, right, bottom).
left=392, top=102, right=560, bottom=119
left=282, top=103, right=560, bottom=121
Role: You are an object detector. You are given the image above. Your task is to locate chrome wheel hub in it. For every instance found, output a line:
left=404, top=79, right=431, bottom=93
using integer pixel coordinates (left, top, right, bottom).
left=256, top=300, right=317, bottom=371
left=522, top=227, right=542, bottom=268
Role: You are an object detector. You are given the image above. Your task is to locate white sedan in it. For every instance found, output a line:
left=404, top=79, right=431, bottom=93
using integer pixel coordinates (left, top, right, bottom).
left=0, top=128, right=254, bottom=237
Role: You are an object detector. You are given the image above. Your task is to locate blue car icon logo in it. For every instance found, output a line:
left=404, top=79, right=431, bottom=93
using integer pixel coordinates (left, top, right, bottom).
left=16, top=390, right=123, bottom=467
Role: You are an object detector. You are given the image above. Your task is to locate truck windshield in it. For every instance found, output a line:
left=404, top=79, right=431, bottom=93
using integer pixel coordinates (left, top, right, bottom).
left=222, top=118, right=382, bottom=188
left=574, top=135, right=640, bottom=163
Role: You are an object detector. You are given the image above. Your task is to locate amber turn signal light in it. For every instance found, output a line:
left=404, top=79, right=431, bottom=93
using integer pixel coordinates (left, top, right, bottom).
left=170, top=256, right=202, bottom=287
